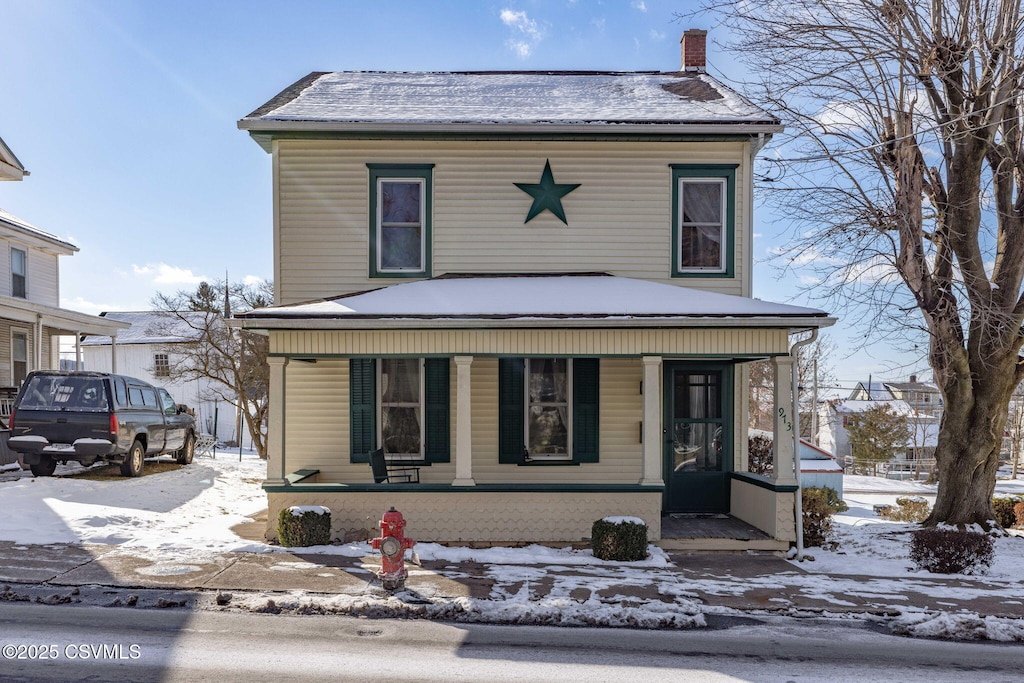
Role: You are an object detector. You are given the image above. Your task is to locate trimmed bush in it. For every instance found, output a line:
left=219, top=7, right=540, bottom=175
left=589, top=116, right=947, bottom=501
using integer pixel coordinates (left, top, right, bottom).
left=802, top=487, right=838, bottom=548
left=748, top=433, right=774, bottom=476
left=877, top=496, right=931, bottom=523
left=592, top=517, right=648, bottom=561
left=1015, top=502, right=1024, bottom=529
left=909, top=527, right=994, bottom=575
left=993, top=496, right=1024, bottom=528
left=278, top=506, right=332, bottom=547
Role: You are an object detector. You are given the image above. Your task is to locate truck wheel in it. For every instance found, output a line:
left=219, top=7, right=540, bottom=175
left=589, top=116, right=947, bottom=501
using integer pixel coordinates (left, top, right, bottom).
left=120, top=440, right=145, bottom=477
left=176, top=433, right=195, bottom=465
left=30, top=456, right=57, bottom=477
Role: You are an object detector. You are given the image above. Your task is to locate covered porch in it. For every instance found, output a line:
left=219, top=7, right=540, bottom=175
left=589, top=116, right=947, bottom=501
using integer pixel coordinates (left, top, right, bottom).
left=234, top=274, right=834, bottom=545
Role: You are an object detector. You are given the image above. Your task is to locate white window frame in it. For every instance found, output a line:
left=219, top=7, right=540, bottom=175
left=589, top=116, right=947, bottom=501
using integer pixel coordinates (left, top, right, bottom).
left=377, top=357, right=425, bottom=461
left=677, top=177, right=727, bottom=274
left=376, top=177, right=426, bottom=274
left=11, top=247, right=27, bottom=299
left=524, top=358, right=573, bottom=461
left=11, top=328, right=29, bottom=386
left=153, top=353, right=170, bottom=378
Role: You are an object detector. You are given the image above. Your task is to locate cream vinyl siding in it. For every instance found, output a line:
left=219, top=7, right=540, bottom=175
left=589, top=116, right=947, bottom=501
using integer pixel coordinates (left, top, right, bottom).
left=0, top=240, right=59, bottom=306
left=274, top=139, right=750, bottom=304
left=270, top=328, right=791, bottom=357
left=280, top=357, right=644, bottom=485
left=282, top=359, right=457, bottom=483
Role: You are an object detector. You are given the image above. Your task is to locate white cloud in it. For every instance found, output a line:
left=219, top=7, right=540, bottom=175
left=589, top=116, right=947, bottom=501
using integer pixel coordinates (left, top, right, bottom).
left=242, top=274, right=265, bottom=286
left=131, top=263, right=207, bottom=286
left=649, top=29, right=665, bottom=41
left=632, top=0, right=648, bottom=11
left=500, top=8, right=544, bottom=58
left=60, top=296, right=124, bottom=316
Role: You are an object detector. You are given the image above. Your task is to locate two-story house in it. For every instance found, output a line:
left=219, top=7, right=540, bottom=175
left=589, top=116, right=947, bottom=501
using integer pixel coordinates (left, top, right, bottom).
left=79, top=311, right=240, bottom=442
left=235, top=31, right=835, bottom=547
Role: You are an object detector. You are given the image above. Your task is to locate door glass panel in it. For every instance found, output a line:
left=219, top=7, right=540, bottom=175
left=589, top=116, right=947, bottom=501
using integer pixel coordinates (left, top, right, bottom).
left=672, top=370, right=724, bottom=473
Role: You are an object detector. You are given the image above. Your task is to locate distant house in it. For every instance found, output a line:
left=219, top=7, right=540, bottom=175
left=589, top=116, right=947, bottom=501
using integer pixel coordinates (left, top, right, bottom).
left=882, top=375, right=943, bottom=417
left=799, top=439, right=844, bottom=498
left=848, top=381, right=894, bottom=402
left=234, top=31, right=837, bottom=547
left=0, top=135, right=129, bottom=464
left=816, top=398, right=938, bottom=465
left=80, top=311, right=239, bottom=442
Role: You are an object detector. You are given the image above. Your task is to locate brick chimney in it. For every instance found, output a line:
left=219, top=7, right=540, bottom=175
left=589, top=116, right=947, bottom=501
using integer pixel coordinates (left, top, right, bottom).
left=680, top=29, right=707, bottom=72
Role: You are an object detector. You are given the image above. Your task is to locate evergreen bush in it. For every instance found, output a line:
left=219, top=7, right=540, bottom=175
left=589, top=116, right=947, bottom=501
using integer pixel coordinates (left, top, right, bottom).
left=877, top=496, right=931, bottom=523
left=909, top=527, right=994, bottom=575
left=591, top=517, right=648, bottom=561
left=992, top=496, right=1024, bottom=528
left=278, top=506, right=332, bottom=547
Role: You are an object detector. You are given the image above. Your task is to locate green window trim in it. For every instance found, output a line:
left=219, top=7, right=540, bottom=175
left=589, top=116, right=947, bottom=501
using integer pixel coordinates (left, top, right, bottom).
left=367, top=163, right=434, bottom=279
left=350, top=357, right=450, bottom=464
left=670, top=164, right=737, bottom=279
left=499, top=357, right=599, bottom=465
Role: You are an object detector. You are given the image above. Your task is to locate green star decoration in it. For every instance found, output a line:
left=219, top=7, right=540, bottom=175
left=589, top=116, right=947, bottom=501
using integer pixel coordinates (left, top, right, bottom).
left=514, top=159, right=581, bottom=225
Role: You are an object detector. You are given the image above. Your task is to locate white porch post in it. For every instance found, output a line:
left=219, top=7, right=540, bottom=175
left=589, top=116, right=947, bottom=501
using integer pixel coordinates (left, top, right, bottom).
left=640, top=355, right=664, bottom=486
left=266, top=356, right=289, bottom=485
left=74, top=332, right=82, bottom=370
left=110, top=336, right=118, bottom=374
left=452, top=355, right=475, bottom=486
left=772, top=355, right=798, bottom=486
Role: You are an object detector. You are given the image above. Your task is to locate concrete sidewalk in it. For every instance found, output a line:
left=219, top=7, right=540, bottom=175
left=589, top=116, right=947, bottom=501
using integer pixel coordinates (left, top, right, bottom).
left=1, top=540, right=1022, bottom=623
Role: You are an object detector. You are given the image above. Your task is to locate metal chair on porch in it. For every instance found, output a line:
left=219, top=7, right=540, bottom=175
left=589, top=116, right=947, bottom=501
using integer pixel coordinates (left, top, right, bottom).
left=369, top=448, right=420, bottom=484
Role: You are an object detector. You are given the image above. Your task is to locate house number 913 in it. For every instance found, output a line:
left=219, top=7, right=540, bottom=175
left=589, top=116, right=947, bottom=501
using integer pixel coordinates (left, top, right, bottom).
left=778, top=407, right=793, bottom=432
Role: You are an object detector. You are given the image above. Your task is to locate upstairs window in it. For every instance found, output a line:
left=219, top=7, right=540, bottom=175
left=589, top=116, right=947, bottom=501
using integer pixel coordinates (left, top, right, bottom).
left=11, top=248, right=26, bottom=298
left=671, top=165, right=736, bottom=278
left=153, top=353, right=170, bottom=378
left=368, top=164, right=433, bottom=278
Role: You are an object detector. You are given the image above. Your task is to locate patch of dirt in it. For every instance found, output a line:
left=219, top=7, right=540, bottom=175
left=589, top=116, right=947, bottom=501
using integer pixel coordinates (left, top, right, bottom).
left=68, top=460, right=185, bottom=480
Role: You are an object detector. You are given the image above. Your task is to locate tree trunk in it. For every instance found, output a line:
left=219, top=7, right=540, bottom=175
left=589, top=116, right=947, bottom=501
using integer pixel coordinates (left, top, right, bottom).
left=926, top=356, right=1016, bottom=529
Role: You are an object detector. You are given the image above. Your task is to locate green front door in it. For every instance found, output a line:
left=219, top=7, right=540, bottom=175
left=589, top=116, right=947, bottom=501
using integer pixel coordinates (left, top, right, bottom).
left=663, top=362, right=732, bottom=513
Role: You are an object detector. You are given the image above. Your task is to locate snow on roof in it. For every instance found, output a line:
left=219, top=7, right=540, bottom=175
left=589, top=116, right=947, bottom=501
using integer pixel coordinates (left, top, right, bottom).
left=851, top=381, right=895, bottom=401
left=0, top=207, right=77, bottom=251
left=241, top=71, right=779, bottom=128
left=830, top=399, right=915, bottom=416
left=80, top=311, right=212, bottom=345
left=239, top=274, right=831, bottom=324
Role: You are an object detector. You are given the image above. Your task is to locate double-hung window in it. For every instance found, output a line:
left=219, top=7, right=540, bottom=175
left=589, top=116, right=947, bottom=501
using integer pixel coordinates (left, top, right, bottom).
left=153, top=353, right=170, bottom=378
left=349, top=357, right=450, bottom=465
left=499, top=357, right=599, bottom=465
left=368, top=164, right=433, bottom=278
left=11, top=247, right=26, bottom=298
left=671, top=165, right=736, bottom=278
left=11, top=330, right=28, bottom=385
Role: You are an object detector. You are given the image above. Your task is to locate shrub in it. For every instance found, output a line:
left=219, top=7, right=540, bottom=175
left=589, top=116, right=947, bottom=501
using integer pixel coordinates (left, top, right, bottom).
left=591, top=517, right=648, bottom=561
left=878, top=496, right=931, bottom=523
left=801, top=487, right=839, bottom=548
left=909, top=527, right=994, bottom=575
left=1015, top=502, right=1024, bottom=529
left=992, top=496, right=1024, bottom=528
left=748, top=433, right=774, bottom=476
left=278, top=506, right=332, bottom=547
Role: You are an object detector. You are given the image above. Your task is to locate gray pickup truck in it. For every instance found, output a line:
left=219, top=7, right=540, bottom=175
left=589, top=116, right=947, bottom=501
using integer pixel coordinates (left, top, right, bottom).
left=7, top=371, right=197, bottom=477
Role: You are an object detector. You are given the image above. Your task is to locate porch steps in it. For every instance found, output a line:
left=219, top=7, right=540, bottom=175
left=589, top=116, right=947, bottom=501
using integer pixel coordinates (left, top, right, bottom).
left=656, top=513, right=788, bottom=553
left=655, top=537, right=788, bottom=553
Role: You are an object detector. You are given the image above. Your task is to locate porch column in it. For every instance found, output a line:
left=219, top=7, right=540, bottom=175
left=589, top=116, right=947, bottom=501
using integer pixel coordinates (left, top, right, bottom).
left=111, top=335, right=118, bottom=373
left=452, top=355, right=475, bottom=486
left=266, top=356, right=289, bottom=486
left=640, top=356, right=664, bottom=486
left=772, top=355, right=797, bottom=486
left=74, top=332, right=82, bottom=370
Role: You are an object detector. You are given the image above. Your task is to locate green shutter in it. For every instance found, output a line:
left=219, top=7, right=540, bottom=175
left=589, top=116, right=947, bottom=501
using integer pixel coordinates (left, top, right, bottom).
left=349, top=358, right=375, bottom=463
left=424, top=358, right=450, bottom=463
left=573, top=358, right=600, bottom=463
left=498, top=357, right=525, bottom=464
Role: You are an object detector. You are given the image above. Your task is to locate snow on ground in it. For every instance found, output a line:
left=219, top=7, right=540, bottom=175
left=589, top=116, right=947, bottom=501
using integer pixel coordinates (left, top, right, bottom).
left=2, top=457, right=1024, bottom=638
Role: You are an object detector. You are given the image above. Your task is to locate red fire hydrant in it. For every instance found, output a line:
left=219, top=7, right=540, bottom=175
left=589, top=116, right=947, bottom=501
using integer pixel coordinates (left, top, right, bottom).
left=370, top=507, right=416, bottom=591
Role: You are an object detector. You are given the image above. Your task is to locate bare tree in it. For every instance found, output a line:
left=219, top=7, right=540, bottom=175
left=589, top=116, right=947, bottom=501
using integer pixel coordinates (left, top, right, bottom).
left=748, top=337, right=836, bottom=433
left=692, top=0, right=1024, bottom=527
left=152, top=279, right=273, bottom=459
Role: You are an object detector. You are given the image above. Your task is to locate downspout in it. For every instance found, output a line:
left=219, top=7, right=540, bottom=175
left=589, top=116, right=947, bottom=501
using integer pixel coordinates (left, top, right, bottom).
left=746, top=133, right=767, bottom=299
left=790, top=328, right=818, bottom=561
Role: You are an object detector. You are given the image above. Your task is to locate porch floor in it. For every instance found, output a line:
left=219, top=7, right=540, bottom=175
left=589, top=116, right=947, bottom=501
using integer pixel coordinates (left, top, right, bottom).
left=657, top=514, right=788, bottom=553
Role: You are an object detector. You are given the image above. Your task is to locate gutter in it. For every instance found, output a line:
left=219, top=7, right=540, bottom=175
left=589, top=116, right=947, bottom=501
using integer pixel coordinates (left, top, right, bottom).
left=237, top=120, right=785, bottom=136
left=789, top=329, right=818, bottom=561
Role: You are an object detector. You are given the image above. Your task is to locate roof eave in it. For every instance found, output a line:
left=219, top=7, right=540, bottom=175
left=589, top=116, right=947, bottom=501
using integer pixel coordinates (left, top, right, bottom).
left=230, top=315, right=836, bottom=331
left=237, top=120, right=783, bottom=135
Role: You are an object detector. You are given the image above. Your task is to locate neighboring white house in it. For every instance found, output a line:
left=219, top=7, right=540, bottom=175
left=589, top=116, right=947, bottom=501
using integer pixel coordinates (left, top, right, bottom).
left=80, top=311, right=240, bottom=442
left=817, top=398, right=939, bottom=464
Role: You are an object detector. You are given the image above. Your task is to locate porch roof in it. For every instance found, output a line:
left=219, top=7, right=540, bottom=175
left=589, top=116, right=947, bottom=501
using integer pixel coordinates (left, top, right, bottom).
left=234, top=274, right=835, bottom=331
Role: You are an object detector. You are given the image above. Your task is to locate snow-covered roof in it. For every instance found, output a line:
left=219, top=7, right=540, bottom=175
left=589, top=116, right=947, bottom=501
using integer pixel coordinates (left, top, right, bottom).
left=800, top=458, right=844, bottom=473
left=830, top=399, right=915, bottom=416
left=850, top=381, right=894, bottom=401
left=236, top=274, right=833, bottom=329
left=240, top=71, right=780, bottom=133
left=0, top=207, right=77, bottom=253
left=80, top=311, right=212, bottom=346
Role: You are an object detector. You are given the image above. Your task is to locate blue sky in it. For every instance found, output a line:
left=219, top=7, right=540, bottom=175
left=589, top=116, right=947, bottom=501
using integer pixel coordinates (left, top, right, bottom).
left=0, top=0, right=923, bottom=387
